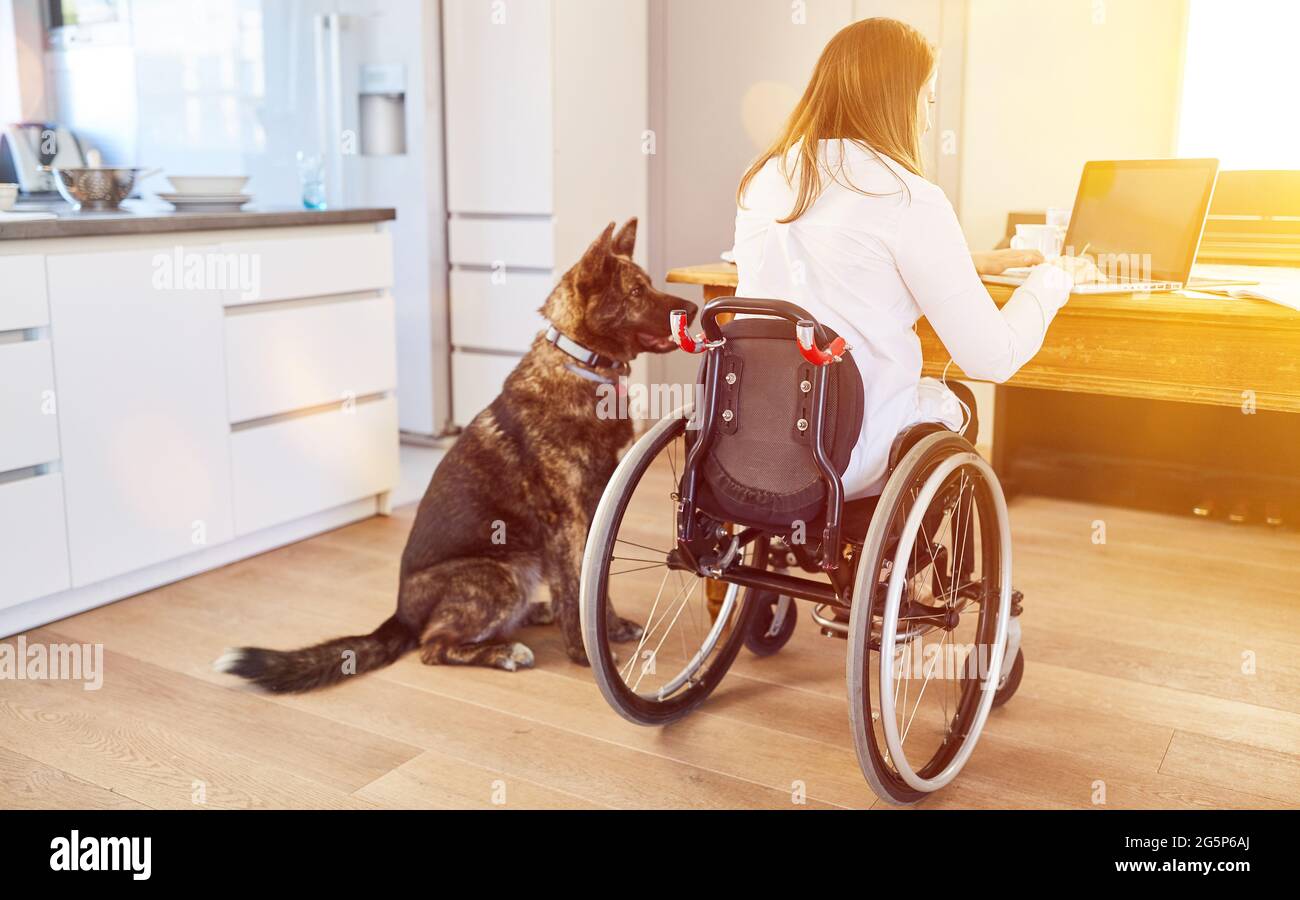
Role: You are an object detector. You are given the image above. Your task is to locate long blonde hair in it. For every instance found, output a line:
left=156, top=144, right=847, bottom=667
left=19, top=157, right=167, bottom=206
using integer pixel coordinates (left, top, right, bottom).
left=737, top=17, right=936, bottom=223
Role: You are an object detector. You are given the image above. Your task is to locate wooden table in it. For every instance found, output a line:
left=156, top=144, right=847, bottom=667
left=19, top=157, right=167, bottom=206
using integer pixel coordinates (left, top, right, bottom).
left=667, top=263, right=1300, bottom=415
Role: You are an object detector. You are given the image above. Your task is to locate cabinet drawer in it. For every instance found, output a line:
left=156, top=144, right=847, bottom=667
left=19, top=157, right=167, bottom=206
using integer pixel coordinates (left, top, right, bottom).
left=452, top=351, right=520, bottom=425
left=230, top=396, right=399, bottom=536
left=450, top=270, right=549, bottom=353
left=221, top=232, right=393, bottom=306
left=0, top=340, right=59, bottom=471
left=0, top=255, right=49, bottom=331
left=448, top=217, right=554, bottom=269
left=225, top=296, right=398, bottom=423
left=0, top=474, right=71, bottom=610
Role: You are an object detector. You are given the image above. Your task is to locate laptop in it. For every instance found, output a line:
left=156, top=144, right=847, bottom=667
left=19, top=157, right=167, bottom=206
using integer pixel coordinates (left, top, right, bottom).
left=982, top=158, right=1253, bottom=295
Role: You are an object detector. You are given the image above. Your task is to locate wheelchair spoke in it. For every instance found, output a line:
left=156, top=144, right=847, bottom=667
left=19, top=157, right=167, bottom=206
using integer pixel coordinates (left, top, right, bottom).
left=621, top=568, right=675, bottom=682
left=610, top=554, right=668, bottom=565
left=900, top=630, right=948, bottom=747
left=631, top=577, right=701, bottom=694
left=609, top=562, right=669, bottom=578
left=632, top=571, right=694, bottom=671
left=950, top=474, right=974, bottom=606
left=615, top=537, right=671, bottom=556
left=948, top=475, right=974, bottom=720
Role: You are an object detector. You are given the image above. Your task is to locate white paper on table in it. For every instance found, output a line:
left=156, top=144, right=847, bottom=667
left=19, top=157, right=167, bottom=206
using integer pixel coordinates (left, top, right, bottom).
left=1191, top=264, right=1300, bottom=312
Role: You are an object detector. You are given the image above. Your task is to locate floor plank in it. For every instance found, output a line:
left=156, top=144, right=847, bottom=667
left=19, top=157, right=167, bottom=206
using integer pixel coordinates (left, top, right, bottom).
left=29, top=627, right=424, bottom=794
left=0, top=675, right=374, bottom=810
left=0, top=745, right=147, bottom=810
left=355, top=751, right=613, bottom=810
left=1159, top=730, right=1300, bottom=804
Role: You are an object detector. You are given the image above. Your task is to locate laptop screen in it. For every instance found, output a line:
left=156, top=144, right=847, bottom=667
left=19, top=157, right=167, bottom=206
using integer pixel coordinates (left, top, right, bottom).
left=1063, top=159, right=1220, bottom=284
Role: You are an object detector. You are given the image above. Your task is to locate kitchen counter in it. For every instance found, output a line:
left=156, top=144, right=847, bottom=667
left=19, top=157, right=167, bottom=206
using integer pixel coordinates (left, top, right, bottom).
left=1, top=212, right=399, bottom=636
left=0, top=201, right=395, bottom=240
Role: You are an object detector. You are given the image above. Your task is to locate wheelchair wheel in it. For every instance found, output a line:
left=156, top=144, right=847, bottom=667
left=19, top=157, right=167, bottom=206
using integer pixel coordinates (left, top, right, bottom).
left=743, top=589, right=797, bottom=656
left=580, top=407, right=763, bottom=726
left=846, top=431, right=1013, bottom=805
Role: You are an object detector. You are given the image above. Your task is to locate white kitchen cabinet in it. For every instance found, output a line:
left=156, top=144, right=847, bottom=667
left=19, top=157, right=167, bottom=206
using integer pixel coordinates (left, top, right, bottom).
left=46, top=247, right=235, bottom=587
left=0, top=218, right=399, bottom=636
left=230, top=396, right=399, bottom=536
left=448, top=218, right=555, bottom=270
left=224, top=294, right=398, bottom=423
left=442, top=0, right=553, bottom=215
left=219, top=232, right=393, bottom=307
left=0, top=255, right=49, bottom=331
left=449, top=270, right=550, bottom=354
left=0, top=474, right=71, bottom=610
left=0, top=339, right=59, bottom=472
left=452, top=350, right=519, bottom=425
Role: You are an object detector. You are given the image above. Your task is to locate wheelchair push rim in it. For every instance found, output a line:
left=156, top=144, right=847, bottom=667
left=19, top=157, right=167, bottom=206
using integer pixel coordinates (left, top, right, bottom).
left=847, top=432, right=1012, bottom=803
left=580, top=404, right=762, bottom=725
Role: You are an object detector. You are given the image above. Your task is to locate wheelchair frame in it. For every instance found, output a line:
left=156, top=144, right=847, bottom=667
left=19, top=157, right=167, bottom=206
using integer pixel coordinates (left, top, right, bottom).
left=671, top=297, right=857, bottom=602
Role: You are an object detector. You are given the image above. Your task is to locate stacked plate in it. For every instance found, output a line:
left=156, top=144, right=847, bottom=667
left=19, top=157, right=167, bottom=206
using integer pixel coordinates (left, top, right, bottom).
left=158, top=175, right=252, bottom=212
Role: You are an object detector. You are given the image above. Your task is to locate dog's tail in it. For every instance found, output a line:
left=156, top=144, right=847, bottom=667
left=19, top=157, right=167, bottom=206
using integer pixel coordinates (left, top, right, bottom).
left=213, top=615, right=416, bottom=693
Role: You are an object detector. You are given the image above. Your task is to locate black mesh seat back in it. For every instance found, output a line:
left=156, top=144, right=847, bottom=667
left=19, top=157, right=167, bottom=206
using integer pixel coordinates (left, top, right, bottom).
left=697, top=317, right=864, bottom=529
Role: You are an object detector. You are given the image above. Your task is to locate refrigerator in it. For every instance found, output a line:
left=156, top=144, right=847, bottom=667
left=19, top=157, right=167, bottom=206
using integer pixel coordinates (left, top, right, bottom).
left=47, top=0, right=452, bottom=437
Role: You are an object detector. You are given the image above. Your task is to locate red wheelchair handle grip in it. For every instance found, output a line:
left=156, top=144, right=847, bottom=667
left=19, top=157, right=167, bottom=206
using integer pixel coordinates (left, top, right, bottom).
left=671, top=309, right=708, bottom=354
left=796, top=321, right=846, bottom=365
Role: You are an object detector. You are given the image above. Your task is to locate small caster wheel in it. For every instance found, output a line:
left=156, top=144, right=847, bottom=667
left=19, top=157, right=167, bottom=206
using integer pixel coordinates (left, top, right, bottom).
left=962, top=647, right=1023, bottom=708
left=743, top=589, right=797, bottom=656
left=990, top=648, right=1024, bottom=708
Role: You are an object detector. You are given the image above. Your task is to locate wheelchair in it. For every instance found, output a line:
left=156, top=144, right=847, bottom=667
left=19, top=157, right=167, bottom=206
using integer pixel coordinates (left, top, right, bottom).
left=579, top=297, right=1024, bottom=805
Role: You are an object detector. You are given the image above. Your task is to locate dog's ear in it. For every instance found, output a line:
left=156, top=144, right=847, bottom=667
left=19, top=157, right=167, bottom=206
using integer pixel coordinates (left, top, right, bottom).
left=574, top=222, right=616, bottom=289
left=612, top=217, right=638, bottom=257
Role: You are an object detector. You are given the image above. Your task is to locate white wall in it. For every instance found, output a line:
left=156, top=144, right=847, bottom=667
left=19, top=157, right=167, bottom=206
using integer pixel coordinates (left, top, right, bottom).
left=553, top=0, right=652, bottom=390
left=958, top=0, right=1189, bottom=251
left=1178, top=0, right=1300, bottom=169
left=0, top=0, right=49, bottom=124
left=650, top=0, right=848, bottom=279
left=647, top=0, right=954, bottom=388
left=0, top=1, right=19, bottom=124
left=553, top=0, right=649, bottom=271
left=956, top=0, right=1188, bottom=430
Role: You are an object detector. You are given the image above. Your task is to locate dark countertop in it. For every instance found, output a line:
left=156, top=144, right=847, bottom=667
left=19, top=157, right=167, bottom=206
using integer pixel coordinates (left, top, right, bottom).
left=0, top=201, right=396, bottom=240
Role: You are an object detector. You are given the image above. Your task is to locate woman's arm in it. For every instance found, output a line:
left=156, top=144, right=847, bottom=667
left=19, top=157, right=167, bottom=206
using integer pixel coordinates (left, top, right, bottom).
left=894, top=190, right=1074, bottom=384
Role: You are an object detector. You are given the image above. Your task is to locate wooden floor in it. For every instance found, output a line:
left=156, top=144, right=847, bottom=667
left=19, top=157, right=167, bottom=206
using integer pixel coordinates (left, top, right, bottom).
left=3, top=495, right=1300, bottom=810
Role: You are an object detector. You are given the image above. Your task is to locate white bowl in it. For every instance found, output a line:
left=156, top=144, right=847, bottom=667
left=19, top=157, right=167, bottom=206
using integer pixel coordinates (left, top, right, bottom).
left=0, top=182, right=17, bottom=211
left=167, top=175, right=250, bottom=196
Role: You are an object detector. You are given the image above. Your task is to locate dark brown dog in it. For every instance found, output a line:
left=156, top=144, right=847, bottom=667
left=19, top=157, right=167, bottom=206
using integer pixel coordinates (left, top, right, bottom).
left=215, top=219, right=696, bottom=692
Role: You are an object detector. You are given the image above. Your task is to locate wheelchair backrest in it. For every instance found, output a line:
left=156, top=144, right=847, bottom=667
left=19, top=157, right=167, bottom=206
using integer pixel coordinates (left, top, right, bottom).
left=693, top=315, right=864, bottom=530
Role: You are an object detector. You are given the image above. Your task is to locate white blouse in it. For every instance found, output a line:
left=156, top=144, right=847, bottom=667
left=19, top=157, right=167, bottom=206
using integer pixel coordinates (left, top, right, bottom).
left=733, top=141, right=1071, bottom=499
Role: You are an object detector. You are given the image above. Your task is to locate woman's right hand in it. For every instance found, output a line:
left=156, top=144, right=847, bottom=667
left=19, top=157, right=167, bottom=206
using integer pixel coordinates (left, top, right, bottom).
left=1045, top=254, right=1105, bottom=285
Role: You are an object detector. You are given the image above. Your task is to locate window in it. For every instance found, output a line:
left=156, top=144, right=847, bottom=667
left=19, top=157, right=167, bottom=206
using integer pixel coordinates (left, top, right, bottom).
left=1177, top=0, right=1300, bottom=169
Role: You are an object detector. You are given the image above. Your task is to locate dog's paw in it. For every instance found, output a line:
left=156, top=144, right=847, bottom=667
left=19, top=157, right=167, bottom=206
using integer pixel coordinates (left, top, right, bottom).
left=498, top=642, right=536, bottom=672
left=607, top=614, right=644, bottom=643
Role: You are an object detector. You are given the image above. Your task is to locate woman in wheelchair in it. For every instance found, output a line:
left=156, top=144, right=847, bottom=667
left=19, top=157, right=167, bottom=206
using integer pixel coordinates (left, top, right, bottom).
left=578, top=18, right=1094, bottom=804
